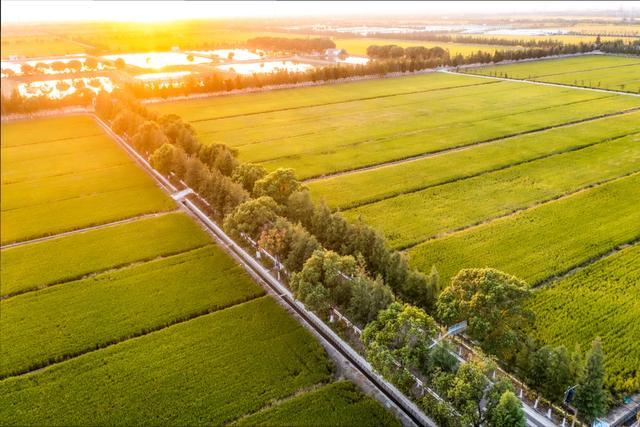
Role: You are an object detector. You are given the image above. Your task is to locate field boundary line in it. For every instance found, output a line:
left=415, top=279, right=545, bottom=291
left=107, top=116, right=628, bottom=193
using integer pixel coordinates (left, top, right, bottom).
left=1, top=160, right=133, bottom=187
left=1, top=132, right=104, bottom=149
left=442, top=69, right=640, bottom=97
left=1, top=181, right=167, bottom=213
left=0, top=244, right=213, bottom=301
left=534, top=239, right=640, bottom=290
left=397, top=170, right=640, bottom=252
left=499, top=61, right=640, bottom=80
left=187, top=80, right=500, bottom=123
left=228, top=382, right=332, bottom=425
left=0, top=210, right=179, bottom=250
left=251, top=92, right=616, bottom=164
left=0, top=294, right=267, bottom=381
left=304, top=107, right=640, bottom=183
left=340, top=130, right=640, bottom=210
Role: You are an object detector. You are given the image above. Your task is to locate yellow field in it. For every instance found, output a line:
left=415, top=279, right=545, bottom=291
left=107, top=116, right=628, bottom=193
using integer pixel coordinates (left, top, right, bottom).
left=570, top=23, right=640, bottom=37
left=0, top=36, right=86, bottom=58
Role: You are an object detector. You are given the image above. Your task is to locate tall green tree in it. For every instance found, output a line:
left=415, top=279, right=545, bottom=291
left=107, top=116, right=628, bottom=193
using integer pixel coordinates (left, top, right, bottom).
left=574, top=339, right=607, bottom=422
left=253, top=168, right=303, bottom=205
left=223, top=196, right=281, bottom=241
left=487, top=391, right=526, bottom=427
left=437, top=268, right=533, bottom=361
left=363, top=302, right=437, bottom=376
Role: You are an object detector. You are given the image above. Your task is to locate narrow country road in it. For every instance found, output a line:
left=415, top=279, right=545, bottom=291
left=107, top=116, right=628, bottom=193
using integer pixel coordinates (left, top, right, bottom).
left=440, top=68, right=640, bottom=97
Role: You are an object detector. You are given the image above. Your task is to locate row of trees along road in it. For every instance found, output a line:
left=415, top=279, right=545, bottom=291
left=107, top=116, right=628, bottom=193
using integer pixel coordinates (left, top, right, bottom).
left=96, top=88, right=612, bottom=425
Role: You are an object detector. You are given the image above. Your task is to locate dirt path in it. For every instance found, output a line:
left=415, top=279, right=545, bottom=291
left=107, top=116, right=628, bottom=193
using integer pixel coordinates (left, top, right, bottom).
left=397, top=170, right=640, bottom=252
left=442, top=68, right=640, bottom=97
left=304, top=107, right=640, bottom=184
left=0, top=210, right=177, bottom=250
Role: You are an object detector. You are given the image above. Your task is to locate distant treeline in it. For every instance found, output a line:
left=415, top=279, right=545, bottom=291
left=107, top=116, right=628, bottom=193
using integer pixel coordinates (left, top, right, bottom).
left=353, top=32, right=576, bottom=48
left=3, top=38, right=637, bottom=114
left=246, top=37, right=336, bottom=53
left=367, top=45, right=449, bottom=60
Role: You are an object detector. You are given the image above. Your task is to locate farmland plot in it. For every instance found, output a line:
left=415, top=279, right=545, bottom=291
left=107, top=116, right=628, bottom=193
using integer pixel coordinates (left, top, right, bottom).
left=0, top=297, right=335, bottom=425
left=0, top=246, right=265, bottom=378
left=529, top=245, right=640, bottom=395
left=159, top=72, right=640, bottom=179
left=233, top=381, right=401, bottom=426
left=309, top=110, right=640, bottom=209
left=468, top=54, right=640, bottom=92
left=345, top=132, right=640, bottom=248
left=0, top=212, right=209, bottom=297
left=0, top=116, right=173, bottom=244
left=1, top=111, right=397, bottom=425
left=408, top=173, right=640, bottom=286
left=150, top=72, right=491, bottom=121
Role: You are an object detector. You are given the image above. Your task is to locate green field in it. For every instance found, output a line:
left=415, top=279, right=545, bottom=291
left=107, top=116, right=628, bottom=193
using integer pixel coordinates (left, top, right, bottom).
left=528, top=245, right=640, bottom=395
left=233, top=381, right=401, bottom=426
left=310, top=110, right=640, bottom=209
left=0, top=212, right=209, bottom=297
left=0, top=297, right=337, bottom=425
left=1, top=116, right=174, bottom=244
left=0, top=113, right=395, bottom=424
left=154, top=72, right=640, bottom=179
left=345, top=132, right=640, bottom=248
left=468, top=55, right=640, bottom=93
left=0, top=246, right=266, bottom=378
left=408, top=173, right=640, bottom=286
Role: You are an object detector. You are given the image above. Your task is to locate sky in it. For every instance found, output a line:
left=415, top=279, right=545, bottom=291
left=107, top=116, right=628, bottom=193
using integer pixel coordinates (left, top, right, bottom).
left=2, top=1, right=638, bottom=24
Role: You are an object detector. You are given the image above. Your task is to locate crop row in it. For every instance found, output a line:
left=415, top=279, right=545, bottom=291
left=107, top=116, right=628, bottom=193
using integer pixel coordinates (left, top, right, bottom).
left=233, top=381, right=400, bottom=426
left=0, top=246, right=265, bottom=378
left=1, top=117, right=175, bottom=244
left=1, top=184, right=174, bottom=245
left=0, top=115, right=101, bottom=148
left=1, top=134, right=131, bottom=185
left=256, top=91, right=638, bottom=178
left=469, top=55, right=640, bottom=92
left=150, top=71, right=489, bottom=121
left=1, top=212, right=210, bottom=297
left=309, top=110, right=640, bottom=209
left=408, top=173, right=640, bottom=286
left=528, top=245, right=640, bottom=395
left=0, top=297, right=333, bottom=425
left=219, top=83, right=611, bottom=163
left=345, top=132, right=640, bottom=248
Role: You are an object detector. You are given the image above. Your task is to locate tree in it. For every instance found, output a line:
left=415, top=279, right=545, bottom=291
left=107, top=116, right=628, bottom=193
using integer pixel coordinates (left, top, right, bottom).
left=527, top=345, right=577, bottom=403
left=445, top=362, right=490, bottom=427
left=487, top=391, right=526, bottom=427
left=131, top=121, right=169, bottom=155
left=289, top=249, right=357, bottom=310
left=363, top=302, right=437, bottom=372
left=232, top=163, right=267, bottom=193
left=223, top=196, right=281, bottom=241
left=84, top=57, right=98, bottom=70
left=283, top=223, right=320, bottom=272
left=253, top=168, right=303, bottom=205
left=437, top=268, right=532, bottom=361
left=574, top=339, right=607, bottom=422
left=347, top=275, right=394, bottom=326
left=149, top=143, right=175, bottom=175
